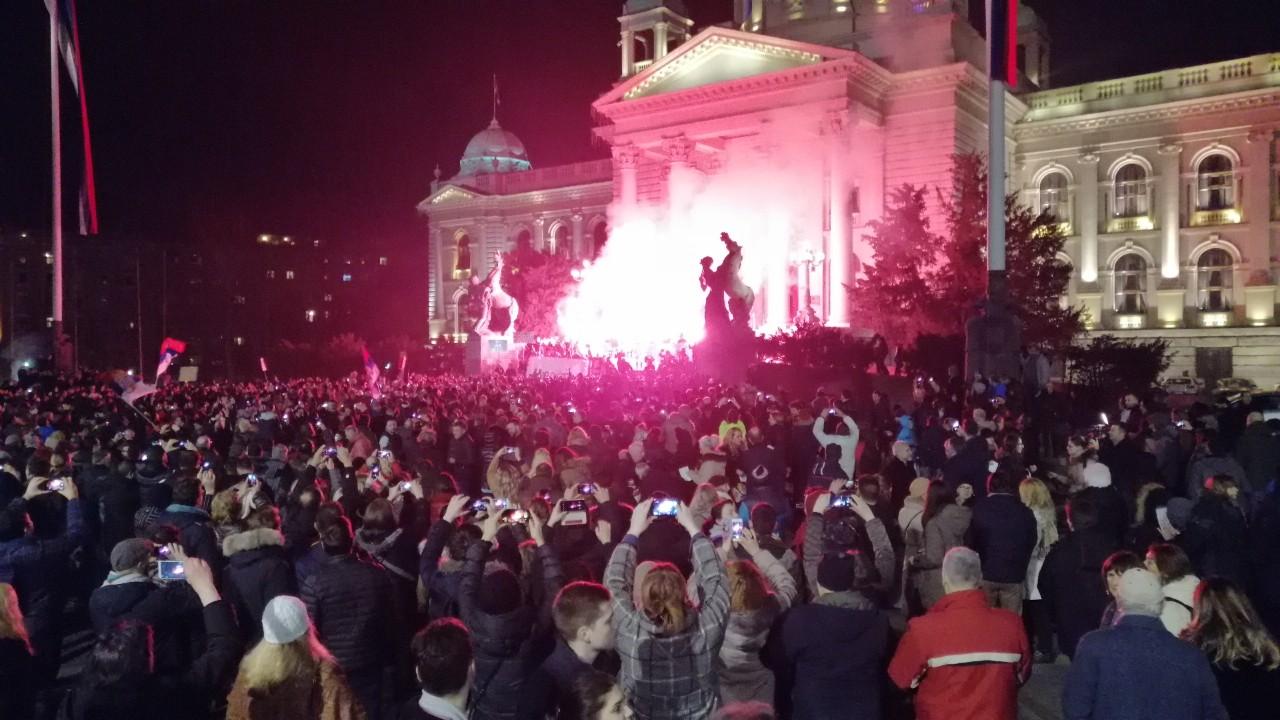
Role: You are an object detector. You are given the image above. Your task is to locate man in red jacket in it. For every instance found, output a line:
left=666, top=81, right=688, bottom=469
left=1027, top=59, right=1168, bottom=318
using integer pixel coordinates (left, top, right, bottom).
left=888, top=546, right=1031, bottom=720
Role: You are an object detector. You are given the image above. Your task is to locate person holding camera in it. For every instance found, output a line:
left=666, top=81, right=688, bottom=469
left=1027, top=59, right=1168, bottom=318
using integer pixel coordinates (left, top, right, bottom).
left=604, top=498, right=730, bottom=720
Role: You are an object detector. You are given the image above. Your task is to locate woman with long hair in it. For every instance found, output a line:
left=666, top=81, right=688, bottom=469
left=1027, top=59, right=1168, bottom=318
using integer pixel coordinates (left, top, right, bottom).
left=0, top=583, right=35, bottom=717
left=717, top=529, right=798, bottom=705
left=1061, top=435, right=1101, bottom=492
left=1182, top=578, right=1280, bottom=720
left=1146, top=543, right=1200, bottom=636
left=908, top=480, right=971, bottom=610
left=1020, top=477, right=1059, bottom=662
left=605, top=499, right=729, bottom=719
left=226, top=594, right=364, bottom=720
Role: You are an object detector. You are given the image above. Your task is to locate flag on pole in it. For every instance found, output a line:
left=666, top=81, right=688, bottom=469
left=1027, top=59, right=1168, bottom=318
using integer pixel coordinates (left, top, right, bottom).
left=259, top=357, right=269, bottom=374
left=110, top=369, right=156, bottom=405
left=362, top=347, right=382, bottom=398
left=45, top=0, right=99, bottom=235
left=396, top=351, right=408, bottom=384
left=155, top=337, right=186, bottom=378
left=987, top=0, right=1019, bottom=85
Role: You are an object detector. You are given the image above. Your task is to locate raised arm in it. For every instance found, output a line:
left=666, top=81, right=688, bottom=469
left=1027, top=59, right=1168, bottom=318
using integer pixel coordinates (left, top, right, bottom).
left=677, top=504, right=729, bottom=645
left=458, top=510, right=500, bottom=627
left=741, top=530, right=798, bottom=611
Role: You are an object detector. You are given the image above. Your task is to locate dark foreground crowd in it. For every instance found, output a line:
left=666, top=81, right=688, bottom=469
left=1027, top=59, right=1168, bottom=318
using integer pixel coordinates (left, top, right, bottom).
left=1, top=362, right=1278, bottom=720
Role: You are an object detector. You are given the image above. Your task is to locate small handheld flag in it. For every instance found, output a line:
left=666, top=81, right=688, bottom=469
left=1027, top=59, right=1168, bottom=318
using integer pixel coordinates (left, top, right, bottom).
left=155, top=337, right=186, bottom=378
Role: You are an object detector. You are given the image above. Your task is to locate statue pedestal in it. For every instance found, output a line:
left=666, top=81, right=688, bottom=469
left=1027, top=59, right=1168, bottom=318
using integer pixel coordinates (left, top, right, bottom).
left=694, top=329, right=753, bottom=384
left=465, top=335, right=524, bottom=375
left=965, top=272, right=1023, bottom=382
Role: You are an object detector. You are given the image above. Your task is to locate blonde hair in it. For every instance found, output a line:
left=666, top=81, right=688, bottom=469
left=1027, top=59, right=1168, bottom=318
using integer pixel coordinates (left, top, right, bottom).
left=236, top=630, right=335, bottom=692
left=210, top=488, right=242, bottom=526
left=1134, top=483, right=1164, bottom=527
left=1018, top=477, right=1053, bottom=513
left=639, top=563, right=688, bottom=635
left=0, top=584, right=33, bottom=655
left=487, top=459, right=524, bottom=501
left=726, top=560, right=771, bottom=613
left=1183, top=578, right=1280, bottom=670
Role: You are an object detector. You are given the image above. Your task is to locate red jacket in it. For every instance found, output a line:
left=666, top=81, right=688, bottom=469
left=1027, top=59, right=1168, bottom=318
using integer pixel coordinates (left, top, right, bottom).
left=888, top=588, right=1031, bottom=720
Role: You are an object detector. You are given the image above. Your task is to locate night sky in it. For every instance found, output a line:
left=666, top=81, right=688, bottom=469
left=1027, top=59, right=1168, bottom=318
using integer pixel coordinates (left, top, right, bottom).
left=1, top=0, right=1278, bottom=249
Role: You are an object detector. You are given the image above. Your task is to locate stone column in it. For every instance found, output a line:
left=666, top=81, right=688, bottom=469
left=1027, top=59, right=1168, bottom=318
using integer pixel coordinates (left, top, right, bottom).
left=654, top=22, right=669, bottom=60
left=1245, top=128, right=1274, bottom=266
left=429, top=226, right=443, bottom=324
left=663, top=135, right=694, bottom=216
left=621, top=30, right=634, bottom=77
left=615, top=144, right=640, bottom=207
left=1077, top=151, right=1101, bottom=282
left=533, top=217, right=547, bottom=253
left=824, top=109, right=850, bottom=326
left=1158, top=142, right=1183, bottom=279
left=571, top=212, right=585, bottom=260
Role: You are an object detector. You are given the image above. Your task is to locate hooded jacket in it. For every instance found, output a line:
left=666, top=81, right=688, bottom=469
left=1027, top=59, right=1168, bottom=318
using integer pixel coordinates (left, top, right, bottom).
left=776, top=591, right=890, bottom=720
left=221, top=528, right=296, bottom=643
left=717, top=550, right=798, bottom=706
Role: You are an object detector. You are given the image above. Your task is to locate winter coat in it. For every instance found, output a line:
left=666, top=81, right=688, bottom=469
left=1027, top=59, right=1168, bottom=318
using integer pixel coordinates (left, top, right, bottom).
left=1181, top=494, right=1251, bottom=587
left=301, top=551, right=397, bottom=674
left=1186, top=454, right=1247, bottom=503
left=717, top=549, right=798, bottom=705
left=419, top=520, right=464, bottom=620
left=1158, top=574, right=1200, bottom=636
left=775, top=591, right=889, bottom=720
left=458, top=538, right=563, bottom=720
left=1, top=497, right=84, bottom=670
left=942, top=437, right=991, bottom=501
left=61, top=600, right=243, bottom=720
left=225, top=657, right=366, bottom=720
left=888, top=588, right=1030, bottom=720
left=519, top=639, right=620, bottom=720
left=355, top=526, right=421, bottom=620
left=1075, top=484, right=1128, bottom=544
left=812, top=417, right=857, bottom=479
left=0, top=636, right=35, bottom=718
left=88, top=574, right=156, bottom=632
left=1250, top=490, right=1280, bottom=635
left=1062, top=614, right=1226, bottom=720
left=914, top=503, right=972, bottom=609
left=1210, top=658, right=1280, bottom=720
left=1235, top=421, right=1280, bottom=493
left=155, top=504, right=224, bottom=571
left=222, top=528, right=296, bottom=643
left=968, top=493, right=1038, bottom=585
left=1037, top=527, right=1117, bottom=658
left=605, top=534, right=730, bottom=720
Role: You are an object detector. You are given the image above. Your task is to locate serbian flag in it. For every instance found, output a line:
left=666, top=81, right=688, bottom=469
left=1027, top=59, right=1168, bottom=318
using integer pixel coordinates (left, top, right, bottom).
left=988, top=0, right=1018, bottom=85
left=110, top=370, right=156, bottom=405
left=155, top=337, right=186, bottom=378
left=46, top=0, right=99, bottom=234
left=362, top=347, right=381, bottom=398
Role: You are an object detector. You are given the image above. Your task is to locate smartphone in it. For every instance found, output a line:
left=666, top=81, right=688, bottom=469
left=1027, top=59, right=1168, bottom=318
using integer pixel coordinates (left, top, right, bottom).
left=491, top=497, right=510, bottom=511
left=650, top=497, right=679, bottom=518
left=730, top=518, right=745, bottom=540
left=842, top=479, right=856, bottom=491
left=157, top=560, right=186, bottom=582
left=378, top=449, right=391, bottom=459
left=577, top=482, right=598, bottom=496
left=155, top=545, right=172, bottom=559
left=560, top=499, right=589, bottom=513
left=399, top=481, right=413, bottom=493
left=45, top=478, right=66, bottom=492
left=370, top=466, right=381, bottom=478
left=246, top=473, right=258, bottom=486
left=468, top=499, right=489, bottom=514
left=504, top=509, right=530, bottom=524
left=830, top=494, right=854, bottom=509
left=324, top=447, right=338, bottom=458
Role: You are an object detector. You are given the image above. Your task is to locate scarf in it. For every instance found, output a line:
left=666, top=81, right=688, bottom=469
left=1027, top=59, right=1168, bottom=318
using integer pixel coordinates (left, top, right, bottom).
left=1155, top=506, right=1179, bottom=540
left=418, top=691, right=468, bottom=720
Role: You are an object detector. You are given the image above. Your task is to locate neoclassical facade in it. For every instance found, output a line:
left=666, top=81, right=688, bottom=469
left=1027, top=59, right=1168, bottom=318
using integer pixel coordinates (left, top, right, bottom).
left=419, top=0, right=1280, bottom=384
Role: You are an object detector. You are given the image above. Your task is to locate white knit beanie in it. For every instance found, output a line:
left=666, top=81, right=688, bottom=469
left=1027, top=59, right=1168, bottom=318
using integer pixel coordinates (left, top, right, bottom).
left=1083, top=462, right=1112, bottom=488
left=261, top=595, right=310, bottom=644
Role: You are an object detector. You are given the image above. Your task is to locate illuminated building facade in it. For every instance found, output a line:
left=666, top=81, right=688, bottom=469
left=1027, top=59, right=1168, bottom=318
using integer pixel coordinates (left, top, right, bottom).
left=420, top=0, right=1280, bottom=384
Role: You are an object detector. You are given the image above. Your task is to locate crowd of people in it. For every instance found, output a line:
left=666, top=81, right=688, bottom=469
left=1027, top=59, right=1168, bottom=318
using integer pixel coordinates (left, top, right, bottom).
left=1, top=359, right=1278, bottom=720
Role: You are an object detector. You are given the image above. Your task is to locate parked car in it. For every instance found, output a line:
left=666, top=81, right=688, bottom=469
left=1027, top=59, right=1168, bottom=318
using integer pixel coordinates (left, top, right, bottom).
left=1215, top=377, right=1259, bottom=393
left=1162, top=376, right=1203, bottom=396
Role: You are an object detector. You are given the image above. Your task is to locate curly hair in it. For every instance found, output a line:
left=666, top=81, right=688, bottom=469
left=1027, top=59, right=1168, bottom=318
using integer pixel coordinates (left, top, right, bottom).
left=726, top=560, right=771, bottom=613
left=1183, top=577, right=1280, bottom=670
left=638, top=563, right=688, bottom=635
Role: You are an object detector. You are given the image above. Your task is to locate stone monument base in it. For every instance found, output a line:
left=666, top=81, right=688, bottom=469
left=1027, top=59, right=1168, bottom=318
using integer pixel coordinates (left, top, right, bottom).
left=694, top=330, right=754, bottom=385
left=465, top=335, right=525, bottom=375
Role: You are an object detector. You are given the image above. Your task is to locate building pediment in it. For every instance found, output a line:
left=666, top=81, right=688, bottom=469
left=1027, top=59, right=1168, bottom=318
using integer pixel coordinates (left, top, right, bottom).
left=417, top=184, right=483, bottom=212
left=596, top=27, right=858, bottom=107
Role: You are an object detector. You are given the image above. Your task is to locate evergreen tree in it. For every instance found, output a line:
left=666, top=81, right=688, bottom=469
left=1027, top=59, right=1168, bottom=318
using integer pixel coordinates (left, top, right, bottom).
left=848, top=184, right=939, bottom=346
left=933, top=153, right=1082, bottom=348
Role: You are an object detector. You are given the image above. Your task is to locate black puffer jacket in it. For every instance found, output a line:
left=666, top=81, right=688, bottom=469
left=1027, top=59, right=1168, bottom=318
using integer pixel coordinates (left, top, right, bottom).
left=154, top=505, right=223, bottom=572
left=460, top=539, right=564, bottom=720
left=1182, top=493, right=1251, bottom=588
left=221, top=528, right=296, bottom=643
left=300, top=550, right=397, bottom=673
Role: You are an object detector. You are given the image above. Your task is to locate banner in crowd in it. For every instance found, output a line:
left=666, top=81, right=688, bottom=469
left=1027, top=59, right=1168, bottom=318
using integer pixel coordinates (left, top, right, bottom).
left=109, top=369, right=155, bottom=405
left=526, top=356, right=590, bottom=377
left=362, top=346, right=382, bottom=398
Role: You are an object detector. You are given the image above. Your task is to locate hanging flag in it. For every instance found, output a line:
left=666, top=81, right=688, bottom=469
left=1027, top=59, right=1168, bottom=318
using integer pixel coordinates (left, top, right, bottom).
left=988, top=0, right=1019, bottom=85
left=362, top=347, right=382, bottom=398
left=46, top=0, right=99, bottom=235
left=396, top=351, right=408, bottom=384
left=259, top=357, right=269, bottom=374
left=109, top=369, right=156, bottom=406
left=155, top=337, right=186, bottom=378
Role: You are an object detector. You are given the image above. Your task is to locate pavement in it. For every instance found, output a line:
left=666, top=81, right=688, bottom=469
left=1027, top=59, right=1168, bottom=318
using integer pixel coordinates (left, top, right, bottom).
left=1019, top=656, right=1070, bottom=720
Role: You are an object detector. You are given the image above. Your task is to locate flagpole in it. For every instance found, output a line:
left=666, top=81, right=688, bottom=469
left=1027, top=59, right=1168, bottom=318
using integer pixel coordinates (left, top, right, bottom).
left=50, top=6, right=67, bottom=372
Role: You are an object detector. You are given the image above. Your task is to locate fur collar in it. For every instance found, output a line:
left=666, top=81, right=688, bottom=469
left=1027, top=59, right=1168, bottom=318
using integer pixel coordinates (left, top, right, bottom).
left=222, top=527, right=285, bottom=557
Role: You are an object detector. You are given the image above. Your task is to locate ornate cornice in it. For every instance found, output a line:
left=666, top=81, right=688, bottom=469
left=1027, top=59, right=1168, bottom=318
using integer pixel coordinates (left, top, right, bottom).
left=1014, top=90, right=1280, bottom=139
left=661, top=135, right=695, bottom=164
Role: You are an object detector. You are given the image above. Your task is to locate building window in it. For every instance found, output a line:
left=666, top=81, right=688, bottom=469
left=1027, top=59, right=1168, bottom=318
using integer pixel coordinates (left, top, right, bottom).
left=323, top=293, right=333, bottom=302
left=549, top=224, right=571, bottom=259
left=341, top=273, right=353, bottom=283
left=1114, top=164, right=1148, bottom=217
left=1114, top=253, right=1147, bottom=314
left=285, top=270, right=295, bottom=280
left=266, top=270, right=276, bottom=279
left=455, top=234, right=472, bottom=272
left=1198, top=154, right=1235, bottom=210
left=378, top=256, right=388, bottom=266
left=233, top=336, right=245, bottom=346
left=591, top=222, right=609, bottom=259
left=233, top=295, right=246, bottom=305
left=1197, top=249, right=1233, bottom=311
left=1039, top=172, right=1069, bottom=220
left=305, top=309, right=316, bottom=323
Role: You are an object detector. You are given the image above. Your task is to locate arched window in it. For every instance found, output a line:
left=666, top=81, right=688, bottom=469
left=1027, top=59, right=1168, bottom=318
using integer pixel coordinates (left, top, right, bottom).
left=1114, top=253, right=1147, bottom=313
left=1198, top=154, right=1235, bottom=210
left=1039, top=172, right=1068, bottom=220
left=591, top=222, right=609, bottom=258
left=454, top=234, right=472, bottom=273
left=1114, top=164, right=1148, bottom=217
left=549, top=224, right=571, bottom=259
left=1197, top=249, right=1233, bottom=311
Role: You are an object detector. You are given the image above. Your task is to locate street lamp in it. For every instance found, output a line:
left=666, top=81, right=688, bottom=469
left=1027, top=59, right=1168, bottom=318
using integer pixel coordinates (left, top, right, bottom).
left=789, top=248, right=825, bottom=325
